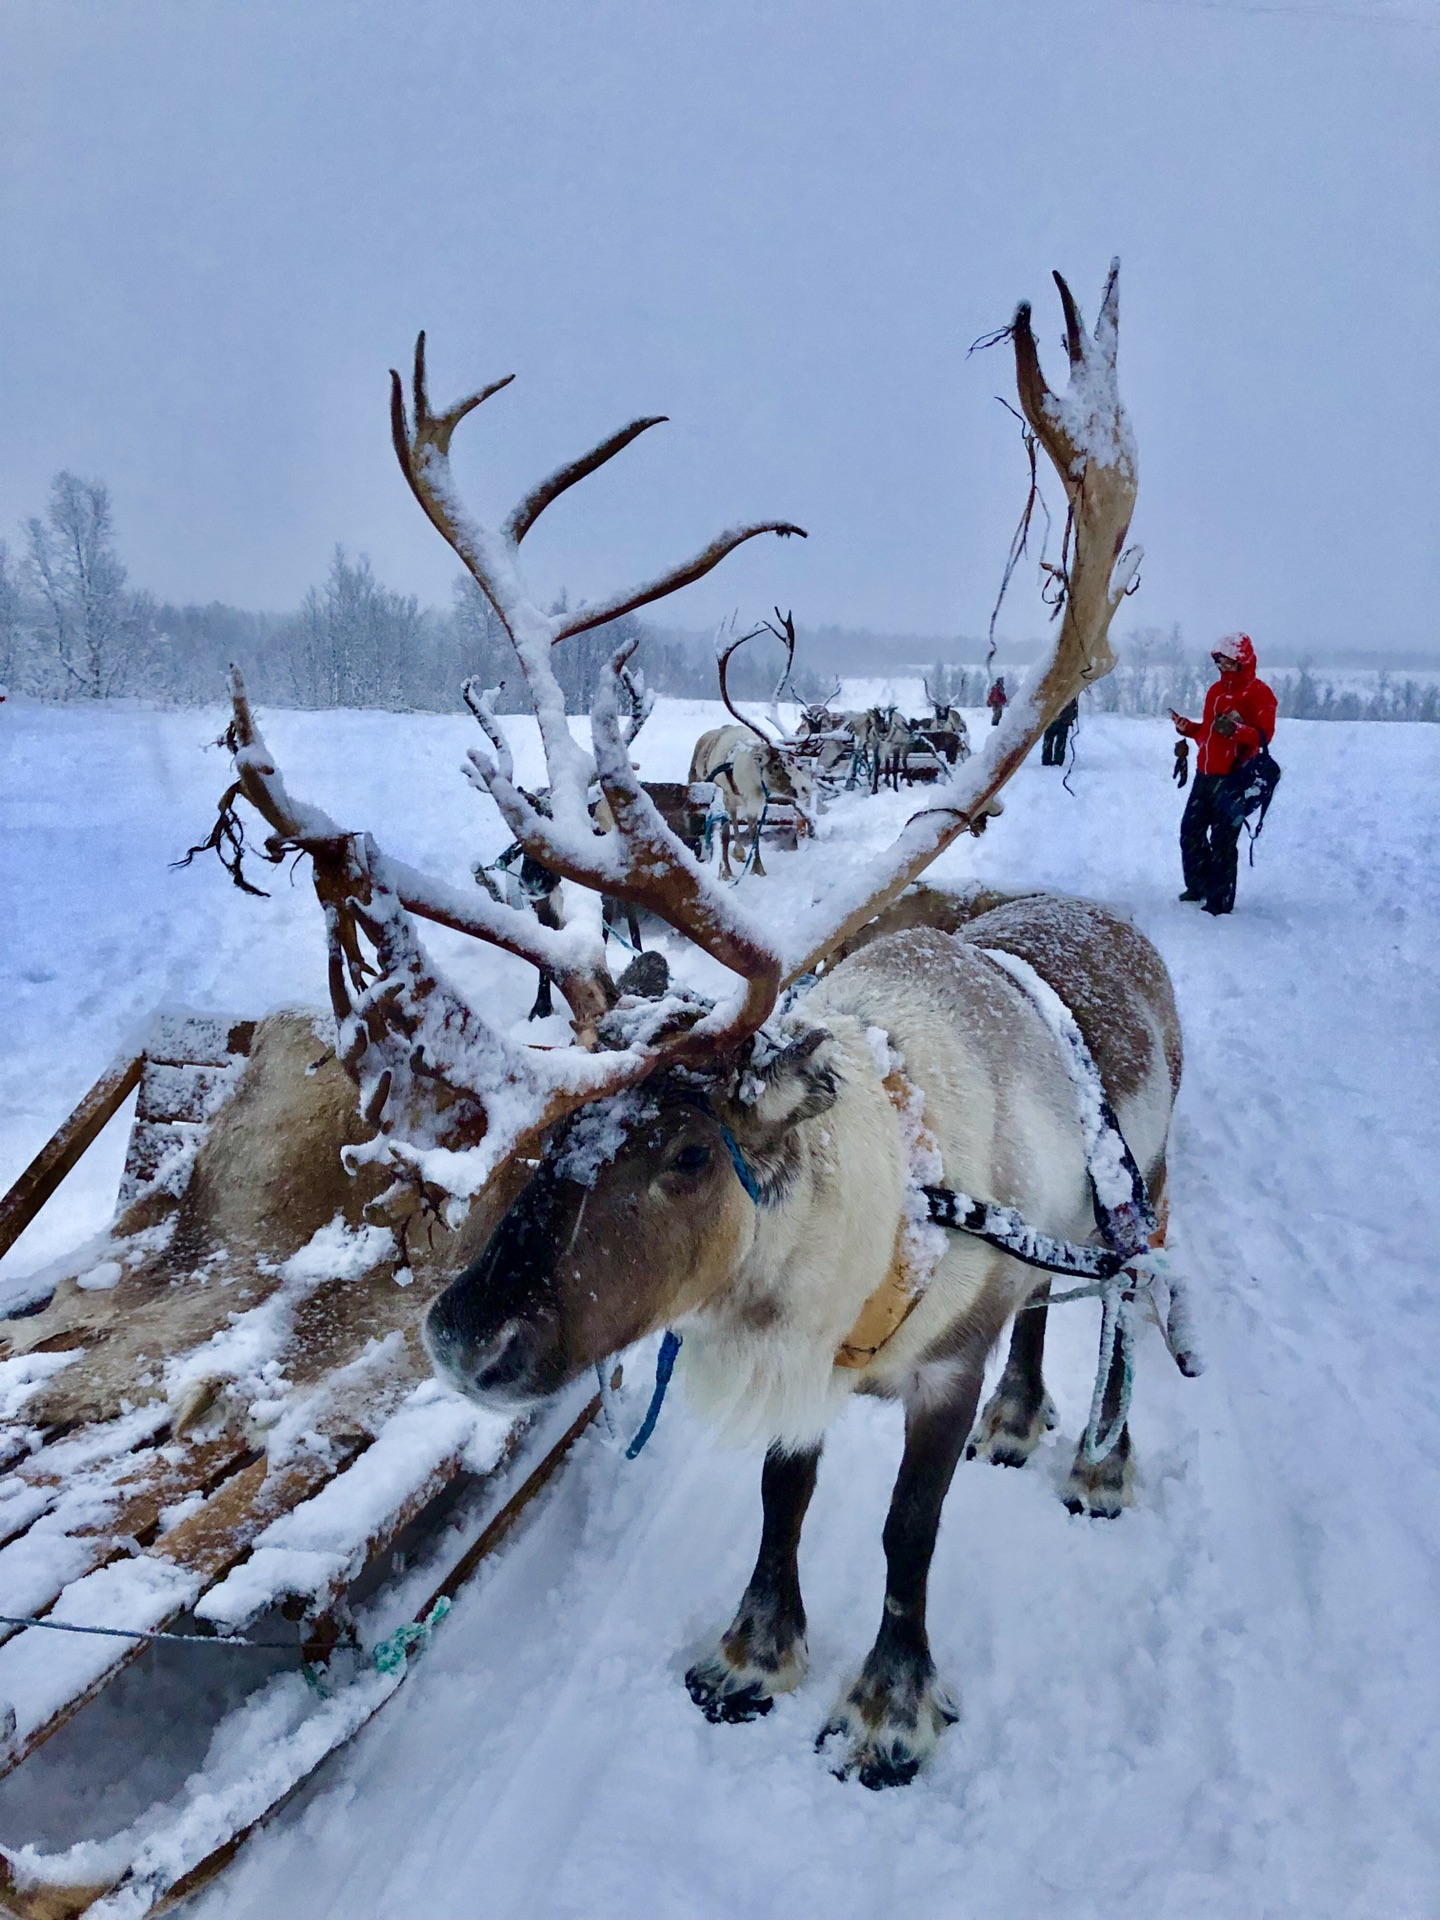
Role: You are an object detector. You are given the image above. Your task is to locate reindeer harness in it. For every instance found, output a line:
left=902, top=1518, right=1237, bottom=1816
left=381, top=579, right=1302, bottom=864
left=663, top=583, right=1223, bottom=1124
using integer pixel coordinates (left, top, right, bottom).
left=627, top=949, right=1196, bottom=1462
left=835, top=948, right=1196, bottom=1463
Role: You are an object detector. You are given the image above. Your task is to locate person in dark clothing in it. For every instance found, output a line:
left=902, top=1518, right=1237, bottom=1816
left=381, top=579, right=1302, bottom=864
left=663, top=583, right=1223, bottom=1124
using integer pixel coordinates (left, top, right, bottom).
left=1041, top=698, right=1079, bottom=766
left=986, top=677, right=1008, bottom=727
left=1170, top=633, right=1277, bottom=916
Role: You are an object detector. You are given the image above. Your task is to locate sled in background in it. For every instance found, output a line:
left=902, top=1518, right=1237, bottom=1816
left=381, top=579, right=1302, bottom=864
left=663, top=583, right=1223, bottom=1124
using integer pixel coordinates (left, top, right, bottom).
left=0, top=1009, right=598, bottom=1920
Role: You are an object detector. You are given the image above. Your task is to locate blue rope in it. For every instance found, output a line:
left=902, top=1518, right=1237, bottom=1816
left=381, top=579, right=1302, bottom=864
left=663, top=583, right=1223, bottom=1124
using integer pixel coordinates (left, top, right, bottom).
left=625, top=1330, right=683, bottom=1459
left=718, top=1123, right=762, bottom=1202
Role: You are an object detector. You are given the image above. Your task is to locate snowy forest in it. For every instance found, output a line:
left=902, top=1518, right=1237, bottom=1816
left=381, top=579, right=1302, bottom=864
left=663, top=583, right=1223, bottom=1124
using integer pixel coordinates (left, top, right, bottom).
left=3, top=471, right=1435, bottom=721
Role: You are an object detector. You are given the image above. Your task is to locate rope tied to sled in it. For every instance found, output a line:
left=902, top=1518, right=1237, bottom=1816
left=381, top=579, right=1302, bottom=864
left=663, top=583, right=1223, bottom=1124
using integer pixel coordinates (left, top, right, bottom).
left=0, top=1594, right=455, bottom=1677
left=369, top=1596, right=451, bottom=1675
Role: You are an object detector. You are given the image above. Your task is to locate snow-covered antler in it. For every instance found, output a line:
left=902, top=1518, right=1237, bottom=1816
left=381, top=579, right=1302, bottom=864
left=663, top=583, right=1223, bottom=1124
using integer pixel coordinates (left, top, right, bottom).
left=615, top=661, right=655, bottom=750
left=388, top=333, right=805, bottom=843
left=210, top=267, right=1135, bottom=1198
left=777, top=262, right=1140, bottom=979
left=213, top=342, right=807, bottom=1186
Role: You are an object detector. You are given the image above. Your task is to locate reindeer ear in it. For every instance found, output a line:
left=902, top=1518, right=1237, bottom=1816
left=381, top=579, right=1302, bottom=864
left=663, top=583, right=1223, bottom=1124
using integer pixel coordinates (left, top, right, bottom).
left=739, top=1026, right=838, bottom=1133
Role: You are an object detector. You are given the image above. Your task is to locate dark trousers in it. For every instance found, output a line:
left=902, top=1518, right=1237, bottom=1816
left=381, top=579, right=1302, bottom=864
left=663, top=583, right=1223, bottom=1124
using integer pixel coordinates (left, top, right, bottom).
left=1180, top=772, right=1243, bottom=912
left=1041, top=718, right=1071, bottom=765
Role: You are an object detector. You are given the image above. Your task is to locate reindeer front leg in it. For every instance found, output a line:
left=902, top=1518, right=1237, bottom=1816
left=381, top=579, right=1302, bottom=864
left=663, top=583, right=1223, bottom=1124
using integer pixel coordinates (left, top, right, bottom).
left=686, top=1442, right=820, bottom=1722
left=820, top=1367, right=983, bottom=1788
left=748, top=813, right=768, bottom=878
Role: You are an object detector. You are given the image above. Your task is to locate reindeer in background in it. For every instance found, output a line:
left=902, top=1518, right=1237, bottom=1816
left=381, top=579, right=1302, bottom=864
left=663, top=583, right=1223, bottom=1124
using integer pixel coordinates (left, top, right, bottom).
left=216, top=265, right=1155, bottom=1791
left=919, top=676, right=972, bottom=767
left=689, top=612, right=817, bottom=879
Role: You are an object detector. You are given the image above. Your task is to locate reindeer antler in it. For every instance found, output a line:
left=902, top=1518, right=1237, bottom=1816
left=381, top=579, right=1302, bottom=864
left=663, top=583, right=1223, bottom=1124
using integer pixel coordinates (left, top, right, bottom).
left=777, top=262, right=1140, bottom=979
left=208, top=343, right=806, bottom=1190
left=207, top=268, right=1136, bottom=1207
left=715, top=621, right=781, bottom=746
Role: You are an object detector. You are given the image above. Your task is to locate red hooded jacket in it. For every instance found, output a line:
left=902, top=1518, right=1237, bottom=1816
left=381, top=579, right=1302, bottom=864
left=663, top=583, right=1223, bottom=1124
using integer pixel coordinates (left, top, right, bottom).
left=1176, top=636, right=1276, bottom=777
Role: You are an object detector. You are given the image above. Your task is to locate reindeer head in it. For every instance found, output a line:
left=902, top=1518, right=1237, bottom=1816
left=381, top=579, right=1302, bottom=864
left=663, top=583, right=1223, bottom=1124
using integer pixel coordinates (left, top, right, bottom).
left=424, top=1032, right=836, bottom=1405
left=757, top=741, right=817, bottom=819
left=206, top=265, right=1138, bottom=1409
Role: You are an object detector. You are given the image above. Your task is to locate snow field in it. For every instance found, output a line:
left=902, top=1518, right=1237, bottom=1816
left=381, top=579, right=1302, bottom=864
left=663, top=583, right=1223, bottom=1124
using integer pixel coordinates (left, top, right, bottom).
left=1, top=698, right=1438, bottom=1917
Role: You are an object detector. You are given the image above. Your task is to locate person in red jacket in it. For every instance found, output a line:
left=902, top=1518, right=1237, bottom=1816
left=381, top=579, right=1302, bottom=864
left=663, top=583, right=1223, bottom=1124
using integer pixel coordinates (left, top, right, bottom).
left=1170, top=633, right=1277, bottom=915
left=986, top=676, right=1008, bottom=726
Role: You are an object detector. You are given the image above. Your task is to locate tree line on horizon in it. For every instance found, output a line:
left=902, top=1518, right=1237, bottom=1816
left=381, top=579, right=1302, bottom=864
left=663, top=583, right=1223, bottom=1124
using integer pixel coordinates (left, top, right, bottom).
left=1, top=473, right=1434, bottom=723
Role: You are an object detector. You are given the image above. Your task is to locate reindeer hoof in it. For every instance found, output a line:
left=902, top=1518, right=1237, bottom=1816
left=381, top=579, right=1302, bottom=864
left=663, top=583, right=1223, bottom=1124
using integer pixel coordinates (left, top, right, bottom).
left=1062, top=1430, right=1135, bottom=1519
left=685, top=1629, right=806, bottom=1725
left=966, top=1389, right=1057, bottom=1468
left=817, top=1662, right=957, bottom=1789
left=685, top=1667, right=774, bottom=1723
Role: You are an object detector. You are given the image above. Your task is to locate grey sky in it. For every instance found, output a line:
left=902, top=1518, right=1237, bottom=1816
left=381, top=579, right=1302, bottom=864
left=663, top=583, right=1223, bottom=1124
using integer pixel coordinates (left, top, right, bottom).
left=2, top=0, right=1436, bottom=656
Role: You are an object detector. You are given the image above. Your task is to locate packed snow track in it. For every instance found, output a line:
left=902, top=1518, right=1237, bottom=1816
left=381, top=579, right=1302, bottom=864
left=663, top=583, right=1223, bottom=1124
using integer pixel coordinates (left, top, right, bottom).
left=1, top=700, right=1437, bottom=1919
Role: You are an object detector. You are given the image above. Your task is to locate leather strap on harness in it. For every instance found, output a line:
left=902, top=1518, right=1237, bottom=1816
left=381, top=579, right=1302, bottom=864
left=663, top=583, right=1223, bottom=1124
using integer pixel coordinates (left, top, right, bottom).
left=834, top=1066, right=937, bottom=1370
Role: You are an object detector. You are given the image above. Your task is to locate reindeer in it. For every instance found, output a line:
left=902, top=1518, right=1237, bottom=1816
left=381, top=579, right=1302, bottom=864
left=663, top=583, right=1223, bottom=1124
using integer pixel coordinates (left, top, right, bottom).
left=867, top=704, right=922, bottom=792
left=689, top=615, right=816, bottom=879
left=216, top=267, right=1151, bottom=1791
left=790, top=681, right=860, bottom=787
left=917, top=679, right=972, bottom=769
left=795, top=680, right=844, bottom=741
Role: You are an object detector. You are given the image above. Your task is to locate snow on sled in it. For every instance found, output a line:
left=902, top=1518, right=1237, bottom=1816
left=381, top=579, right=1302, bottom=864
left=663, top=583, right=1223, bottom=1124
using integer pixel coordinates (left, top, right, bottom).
left=0, top=1009, right=596, bottom=1920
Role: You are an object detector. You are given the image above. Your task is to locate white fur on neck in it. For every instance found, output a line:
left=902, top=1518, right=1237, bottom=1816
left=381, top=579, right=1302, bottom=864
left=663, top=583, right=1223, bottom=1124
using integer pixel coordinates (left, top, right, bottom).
left=678, top=1016, right=905, bottom=1449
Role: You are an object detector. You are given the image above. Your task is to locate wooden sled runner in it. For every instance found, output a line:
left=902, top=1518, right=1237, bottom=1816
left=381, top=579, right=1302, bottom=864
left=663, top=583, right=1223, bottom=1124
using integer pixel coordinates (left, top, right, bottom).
left=0, top=1011, right=597, bottom=1919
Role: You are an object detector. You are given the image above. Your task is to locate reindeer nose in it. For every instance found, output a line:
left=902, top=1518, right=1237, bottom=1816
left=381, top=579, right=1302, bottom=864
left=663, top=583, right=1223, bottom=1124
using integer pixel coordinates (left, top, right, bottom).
left=423, top=1289, right=543, bottom=1405
left=470, top=1319, right=534, bottom=1395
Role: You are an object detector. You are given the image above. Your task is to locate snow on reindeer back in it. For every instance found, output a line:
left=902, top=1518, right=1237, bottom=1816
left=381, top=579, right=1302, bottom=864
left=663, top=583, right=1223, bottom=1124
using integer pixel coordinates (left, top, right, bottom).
left=980, top=948, right=1139, bottom=1218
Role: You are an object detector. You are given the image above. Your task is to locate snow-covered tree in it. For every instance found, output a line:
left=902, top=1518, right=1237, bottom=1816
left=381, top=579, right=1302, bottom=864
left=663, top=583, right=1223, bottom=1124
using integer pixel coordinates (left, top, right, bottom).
left=23, top=473, right=152, bottom=698
left=0, top=540, right=26, bottom=692
left=284, top=547, right=426, bottom=708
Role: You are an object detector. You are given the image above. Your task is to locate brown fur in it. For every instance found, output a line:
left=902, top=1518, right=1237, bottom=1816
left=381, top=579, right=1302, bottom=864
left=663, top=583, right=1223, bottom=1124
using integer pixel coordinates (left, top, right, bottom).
left=959, top=894, right=1184, bottom=1103
left=4, top=1012, right=459, bottom=1431
left=824, top=882, right=1043, bottom=966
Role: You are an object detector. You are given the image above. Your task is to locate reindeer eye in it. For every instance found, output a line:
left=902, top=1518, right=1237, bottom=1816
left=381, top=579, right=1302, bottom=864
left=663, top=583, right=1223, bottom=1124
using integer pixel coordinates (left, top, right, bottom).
left=672, top=1143, right=711, bottom=1174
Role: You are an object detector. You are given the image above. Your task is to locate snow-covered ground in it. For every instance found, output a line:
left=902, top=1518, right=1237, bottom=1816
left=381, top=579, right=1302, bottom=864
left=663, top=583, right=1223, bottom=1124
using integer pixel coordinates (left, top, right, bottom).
left=1, top=697, right=1438, bottom=1918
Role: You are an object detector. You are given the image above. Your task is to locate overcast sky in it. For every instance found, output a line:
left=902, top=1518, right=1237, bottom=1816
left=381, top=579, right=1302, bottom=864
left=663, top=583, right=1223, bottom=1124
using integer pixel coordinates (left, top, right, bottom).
left=2, top=0, right=1436, bottom=656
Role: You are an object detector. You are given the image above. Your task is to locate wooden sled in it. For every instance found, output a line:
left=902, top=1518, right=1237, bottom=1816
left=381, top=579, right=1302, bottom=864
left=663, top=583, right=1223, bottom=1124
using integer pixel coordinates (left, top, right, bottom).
left=0, top=1011, right=599, bottom=1919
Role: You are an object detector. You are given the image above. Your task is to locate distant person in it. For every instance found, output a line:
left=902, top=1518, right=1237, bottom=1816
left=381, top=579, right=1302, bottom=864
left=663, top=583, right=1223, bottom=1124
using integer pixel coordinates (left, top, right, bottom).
left=1170, top=633, right=1277, bottom=916
left=1041, top=697, right=1078, bottom=766
left=986, top=677, right=1008, bottom=727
